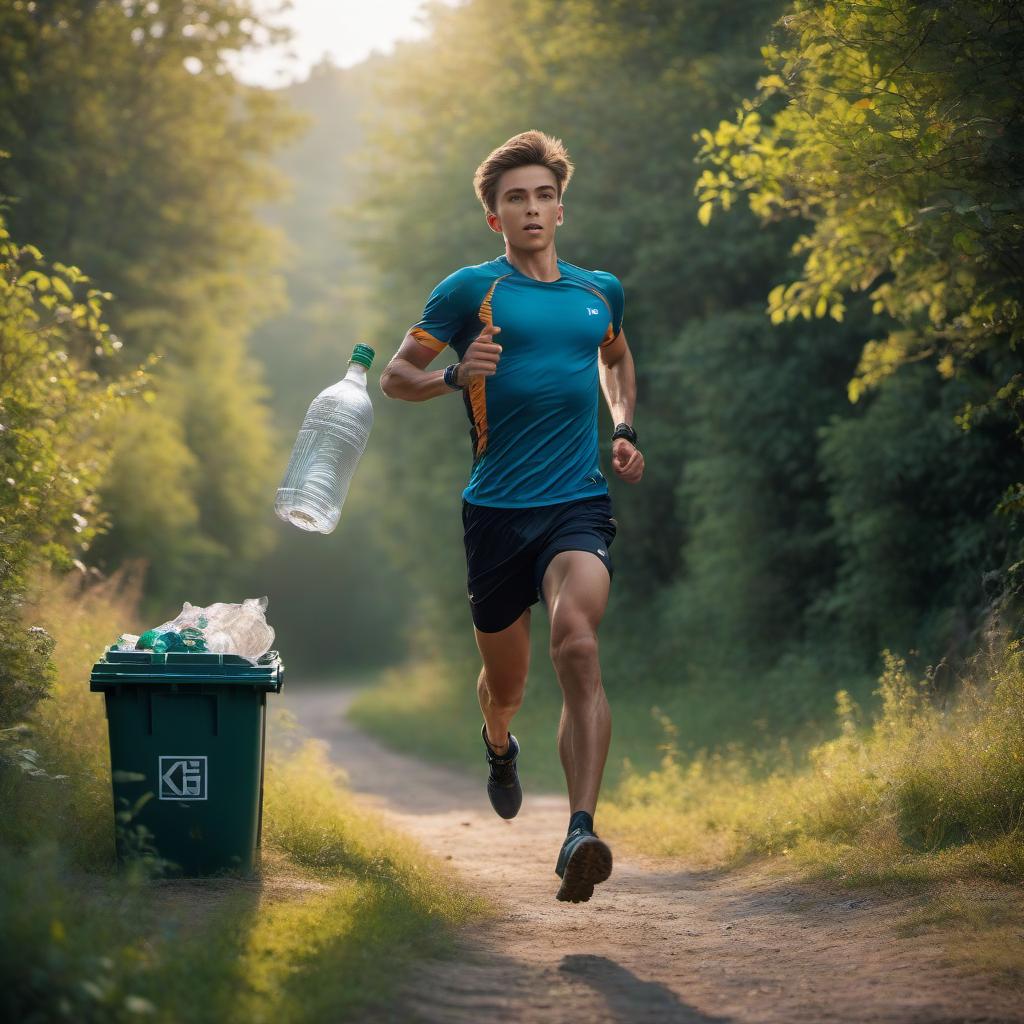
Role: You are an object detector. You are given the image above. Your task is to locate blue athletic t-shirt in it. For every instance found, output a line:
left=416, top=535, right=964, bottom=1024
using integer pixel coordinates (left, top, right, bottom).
left=411, top=254, right=624, bottom=508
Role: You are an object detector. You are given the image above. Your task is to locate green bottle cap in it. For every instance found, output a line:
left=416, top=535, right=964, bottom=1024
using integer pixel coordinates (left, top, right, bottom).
left=351, top=343, right=375, bottom=369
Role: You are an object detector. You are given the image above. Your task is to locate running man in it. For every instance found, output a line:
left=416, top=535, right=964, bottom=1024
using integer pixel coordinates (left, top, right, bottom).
left=379, top=130, right=643, bottom=903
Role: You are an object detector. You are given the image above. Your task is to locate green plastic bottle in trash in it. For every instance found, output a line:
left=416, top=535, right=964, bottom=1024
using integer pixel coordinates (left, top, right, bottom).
left=90, top=648, right=284, bottom=876
left=136, top=625, right=207, bottom=653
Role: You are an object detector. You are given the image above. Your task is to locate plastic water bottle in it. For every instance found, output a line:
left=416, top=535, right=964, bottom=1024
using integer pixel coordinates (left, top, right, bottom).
left=275, top=344, right=375, bottom=534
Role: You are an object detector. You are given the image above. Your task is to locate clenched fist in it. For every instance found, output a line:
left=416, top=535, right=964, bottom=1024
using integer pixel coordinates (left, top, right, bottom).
left=457, top=323, right=502, bottom=386
left=612, top=438, right=644, bottom=483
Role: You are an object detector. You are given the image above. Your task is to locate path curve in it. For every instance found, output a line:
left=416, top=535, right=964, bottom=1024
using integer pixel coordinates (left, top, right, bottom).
left=283, top=685, right=1021, bottom=1024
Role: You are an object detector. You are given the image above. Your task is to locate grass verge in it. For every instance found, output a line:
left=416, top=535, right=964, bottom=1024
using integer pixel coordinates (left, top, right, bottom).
left=349, top=623, right=874, bottom=793
left=0, top=570, right=484, bottom=1023
left=604, top=644, right=1024, bottom=882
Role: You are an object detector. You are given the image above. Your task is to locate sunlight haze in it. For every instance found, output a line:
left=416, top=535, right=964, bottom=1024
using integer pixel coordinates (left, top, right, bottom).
left=229, top=0, right=450, bottom=86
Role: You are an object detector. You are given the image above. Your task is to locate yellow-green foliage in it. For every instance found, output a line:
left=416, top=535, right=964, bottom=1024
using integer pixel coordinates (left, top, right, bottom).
left=694, top=0, right=1022, bottom=443
left=606, top=643, right=1024, bottom=884
left=1, top=573, right=482, bottom=1022
left=0, top=212, right=142, bottom=726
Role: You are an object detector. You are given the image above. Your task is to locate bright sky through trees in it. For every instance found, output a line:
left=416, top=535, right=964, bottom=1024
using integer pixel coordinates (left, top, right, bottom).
left=228, top=0, right=450, bottom=86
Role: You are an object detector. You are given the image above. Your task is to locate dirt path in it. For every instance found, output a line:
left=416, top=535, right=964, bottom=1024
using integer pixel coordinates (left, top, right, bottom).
left=283, top=685, right=1021, bottom=1024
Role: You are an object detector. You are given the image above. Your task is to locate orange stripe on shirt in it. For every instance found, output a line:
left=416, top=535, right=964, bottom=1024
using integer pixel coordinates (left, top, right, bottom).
left=410, top=327, right=446, bottom=353
left=477, top=273, right=512, bottom=330
left=468, top=274, right=512, bottom=458
left=467, top=379, right=488, bottom=459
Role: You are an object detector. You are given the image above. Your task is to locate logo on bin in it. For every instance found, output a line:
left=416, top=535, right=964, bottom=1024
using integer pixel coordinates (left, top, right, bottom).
left=158, top=756, right=208, bottom=800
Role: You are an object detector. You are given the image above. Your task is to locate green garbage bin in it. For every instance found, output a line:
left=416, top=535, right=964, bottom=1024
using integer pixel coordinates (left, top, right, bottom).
left=90, top=647, right=284, bottom=876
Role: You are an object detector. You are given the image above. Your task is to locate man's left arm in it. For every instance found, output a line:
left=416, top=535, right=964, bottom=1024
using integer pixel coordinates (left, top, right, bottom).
left=599, top=329, right=644, bottom=484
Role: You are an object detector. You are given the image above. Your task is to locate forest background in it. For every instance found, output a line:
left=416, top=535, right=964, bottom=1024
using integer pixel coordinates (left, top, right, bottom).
left=2, top=0, right=1022, bottom=808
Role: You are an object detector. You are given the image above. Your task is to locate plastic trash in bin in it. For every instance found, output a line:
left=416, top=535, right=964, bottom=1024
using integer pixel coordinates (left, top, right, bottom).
left=125, top=597, right=275, bottom=663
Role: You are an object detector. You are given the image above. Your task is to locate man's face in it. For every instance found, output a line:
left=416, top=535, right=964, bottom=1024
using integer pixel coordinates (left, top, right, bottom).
left=487, top=164, right=563, bottom=249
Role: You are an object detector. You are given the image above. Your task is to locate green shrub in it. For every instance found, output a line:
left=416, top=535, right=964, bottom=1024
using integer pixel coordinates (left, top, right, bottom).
left=0, top=213, right=141, bottom=728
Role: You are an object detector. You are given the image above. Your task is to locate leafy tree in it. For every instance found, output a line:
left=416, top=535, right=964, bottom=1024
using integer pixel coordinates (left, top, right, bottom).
left=0, top=210, right=141, bottom=723
left=659, top=307, right=866, bottom=667
left=0, top=0, right=299, bottom=608
left=815, top=362, right=1024, bottom=663
left=696, top=0, right=1024, bottom=495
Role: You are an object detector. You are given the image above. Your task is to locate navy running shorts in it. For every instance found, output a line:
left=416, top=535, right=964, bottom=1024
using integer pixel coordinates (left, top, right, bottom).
left=462, top=494, right=617, bottom=634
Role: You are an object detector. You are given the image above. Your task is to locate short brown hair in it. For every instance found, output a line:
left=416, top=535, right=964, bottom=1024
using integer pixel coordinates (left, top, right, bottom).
left=473, top=130, right=574, bottom=215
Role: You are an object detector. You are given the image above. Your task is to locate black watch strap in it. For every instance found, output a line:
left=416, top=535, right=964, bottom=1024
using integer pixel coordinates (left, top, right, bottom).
left=443, top=362, right=463, bottom=390
left=612, top=422, right=638, bottom=446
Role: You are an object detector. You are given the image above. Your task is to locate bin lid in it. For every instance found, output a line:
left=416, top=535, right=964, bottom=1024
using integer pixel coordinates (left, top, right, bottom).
left=89, top=648, right=284, bottom=692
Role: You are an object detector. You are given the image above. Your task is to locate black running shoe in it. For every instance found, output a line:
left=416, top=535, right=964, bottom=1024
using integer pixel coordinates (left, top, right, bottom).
left=555, top=826, right=613, bottom=903
left=482, top=724, right=522, bottom=820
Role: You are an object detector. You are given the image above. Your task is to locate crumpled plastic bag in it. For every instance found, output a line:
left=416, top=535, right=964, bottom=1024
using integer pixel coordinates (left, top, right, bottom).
left=127, top=596, right=275, bottom=664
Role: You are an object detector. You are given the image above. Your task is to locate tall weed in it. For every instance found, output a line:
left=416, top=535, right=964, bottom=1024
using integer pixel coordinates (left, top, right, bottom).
left=606, top=641, right=1024, bottom=883
left=1, top=567, right=143, bottom=863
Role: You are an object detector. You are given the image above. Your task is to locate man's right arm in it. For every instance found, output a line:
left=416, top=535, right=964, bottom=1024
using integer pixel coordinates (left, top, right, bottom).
left=379, top=331, right=453, bottom=402
left=379, top=326, right=503, bottom=402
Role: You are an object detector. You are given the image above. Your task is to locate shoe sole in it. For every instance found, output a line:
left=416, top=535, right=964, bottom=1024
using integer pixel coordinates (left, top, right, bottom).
left=556, top=837, right=613, bottom=903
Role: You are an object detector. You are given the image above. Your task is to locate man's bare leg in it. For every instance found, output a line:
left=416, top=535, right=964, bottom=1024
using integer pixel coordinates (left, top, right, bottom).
left=475, top=607, right=531, bottom=756
left=542, top=549, right=613, bottom=901
left=542, top=551, right=612, bottom=815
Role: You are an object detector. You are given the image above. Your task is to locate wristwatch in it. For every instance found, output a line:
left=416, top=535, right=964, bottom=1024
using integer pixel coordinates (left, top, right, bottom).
left=612, top=422, right=638, bottom=446
left=443, top=362, right=463, bottom=390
